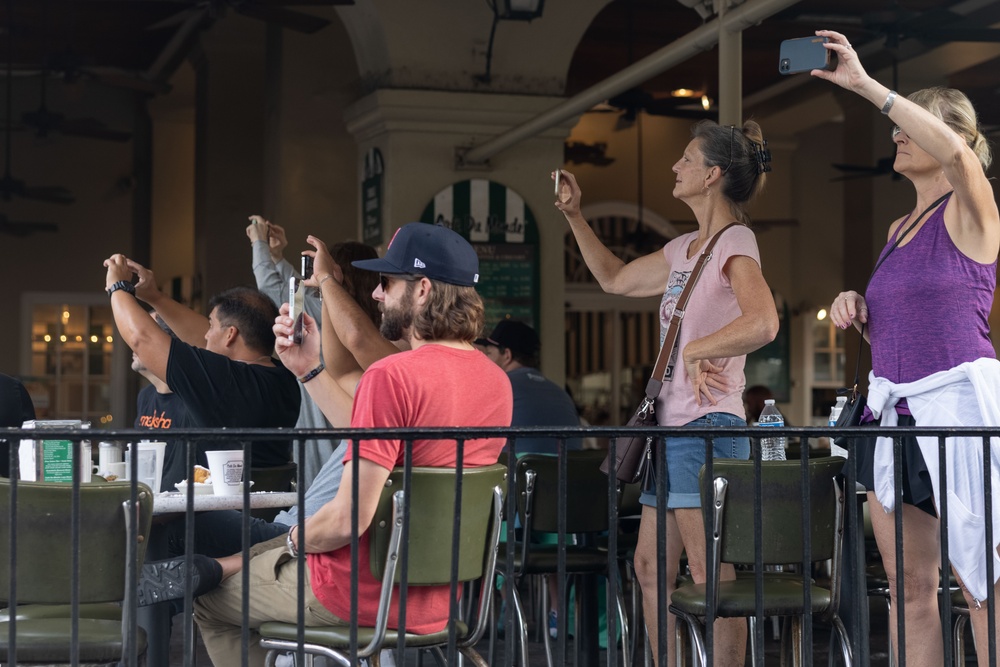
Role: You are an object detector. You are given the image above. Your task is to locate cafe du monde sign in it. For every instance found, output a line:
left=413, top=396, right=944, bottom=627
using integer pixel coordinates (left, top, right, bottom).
left=419, top=179, right=539, bottom=329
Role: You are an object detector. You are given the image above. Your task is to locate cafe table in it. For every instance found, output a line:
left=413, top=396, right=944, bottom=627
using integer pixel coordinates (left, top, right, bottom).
left=152, top=490, right=298, bottom=515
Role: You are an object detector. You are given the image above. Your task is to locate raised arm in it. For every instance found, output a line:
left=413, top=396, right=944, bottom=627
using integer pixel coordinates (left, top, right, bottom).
left=124, top=258, right=209, bottom=346
left=105, top=254, right=174, bottom=381
left=554, top=170, right=670, bottom=297
left=813, top=30, right=999, bottom=254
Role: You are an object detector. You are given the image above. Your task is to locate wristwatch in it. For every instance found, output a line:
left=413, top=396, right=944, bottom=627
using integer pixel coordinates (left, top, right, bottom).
left=286, top=526, right=299, bottom=558
left=106, top=280, right=136, bottom=297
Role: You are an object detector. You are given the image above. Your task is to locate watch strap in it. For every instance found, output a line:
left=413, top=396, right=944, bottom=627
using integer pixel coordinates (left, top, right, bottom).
left=107, top=280, right=136, bottom=297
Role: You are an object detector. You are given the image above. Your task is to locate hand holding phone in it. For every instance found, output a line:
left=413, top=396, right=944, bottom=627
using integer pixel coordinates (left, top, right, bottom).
left=778, top=36, right=835, bottom=75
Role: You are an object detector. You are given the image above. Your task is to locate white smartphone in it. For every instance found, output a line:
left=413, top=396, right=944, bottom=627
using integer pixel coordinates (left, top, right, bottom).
left=554, top=169, right=561, bottom=196
left=289, top=276, right=305, bottom=344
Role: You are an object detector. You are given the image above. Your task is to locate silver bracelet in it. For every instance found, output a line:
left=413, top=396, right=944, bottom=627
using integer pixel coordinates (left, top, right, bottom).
left=880, top=90, right=897, bottom=115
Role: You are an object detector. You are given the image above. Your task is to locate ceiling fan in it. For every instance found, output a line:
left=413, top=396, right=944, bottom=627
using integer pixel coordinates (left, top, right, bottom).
left=1, top=0, right=74, bottom=204
left=146, top=0, right=353, bottom=35
left=22, top=72, right=132, bottom=142
left=0, top=213, right=59, bottom=237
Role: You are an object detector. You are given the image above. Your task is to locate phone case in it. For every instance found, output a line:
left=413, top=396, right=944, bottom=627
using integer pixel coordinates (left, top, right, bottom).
left=778, top=36, right=832, bottom=75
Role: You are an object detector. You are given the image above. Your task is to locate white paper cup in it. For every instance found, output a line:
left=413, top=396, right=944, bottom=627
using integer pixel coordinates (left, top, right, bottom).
left=132, top=441, right=166, bottom=494
left=205, top=449, right=245, bottom=496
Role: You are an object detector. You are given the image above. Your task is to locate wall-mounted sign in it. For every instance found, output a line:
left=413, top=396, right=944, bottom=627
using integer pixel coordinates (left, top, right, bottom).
left=361, top=148, right=384, bottom=246
left=420, top=179, right=539, bottom=330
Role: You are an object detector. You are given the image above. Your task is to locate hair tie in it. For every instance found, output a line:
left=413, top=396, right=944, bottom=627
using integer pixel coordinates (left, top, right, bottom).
left=752, top=140, right=772, bottom=174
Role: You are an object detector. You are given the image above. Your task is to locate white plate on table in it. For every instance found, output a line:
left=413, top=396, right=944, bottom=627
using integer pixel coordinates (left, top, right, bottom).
left=174, top=481, right=213, bottom=495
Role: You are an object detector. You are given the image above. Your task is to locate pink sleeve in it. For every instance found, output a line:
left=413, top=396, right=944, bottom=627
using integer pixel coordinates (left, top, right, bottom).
left=345, top=366, right=404, bottom=470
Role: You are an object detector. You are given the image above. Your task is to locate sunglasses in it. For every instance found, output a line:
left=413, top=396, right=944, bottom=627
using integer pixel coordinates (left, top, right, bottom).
left=891, top=125, right=902, bottom=139
left=379, top=274, right=421, bottom=291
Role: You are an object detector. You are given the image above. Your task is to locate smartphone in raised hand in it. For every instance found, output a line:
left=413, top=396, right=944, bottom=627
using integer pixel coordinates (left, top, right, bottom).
left=554, top=169, right=562, bottom=196
left=778, top=36, right=835, bottom=75
left=289, top=276, right=306, bottom=345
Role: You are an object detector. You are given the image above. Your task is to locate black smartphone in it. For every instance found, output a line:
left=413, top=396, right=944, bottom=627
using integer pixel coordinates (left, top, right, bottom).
left=778, top=36, right=835, bottom=75
left=289, top=276, right=305, bottom=345
left=301, top=255, right=314, bottom=281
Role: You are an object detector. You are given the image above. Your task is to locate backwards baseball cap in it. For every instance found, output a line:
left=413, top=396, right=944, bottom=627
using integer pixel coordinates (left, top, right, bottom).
left=474, top=320, right=539, bottom=356
left=351, top=222, right=479, bottom=287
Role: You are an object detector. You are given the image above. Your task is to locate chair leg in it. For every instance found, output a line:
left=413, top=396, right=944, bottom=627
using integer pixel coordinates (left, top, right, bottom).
left=954, top=614, right=968, bottom=667
left=459, top=646, right=491, bottom=667
left=613, top=572, right=632, bottom=667
left=830, top=614, right=854, bottom=667
left=672, top=611, right=706, bottom=667
left=540, top=574, right=556, bottom=667
left=748, top=616, right=758, bottom=667
left=509, top=583, right=531, bottom=667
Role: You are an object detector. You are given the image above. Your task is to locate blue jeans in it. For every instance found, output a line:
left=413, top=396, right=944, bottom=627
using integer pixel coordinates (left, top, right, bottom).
left=638, top=412, right=750, bottom=509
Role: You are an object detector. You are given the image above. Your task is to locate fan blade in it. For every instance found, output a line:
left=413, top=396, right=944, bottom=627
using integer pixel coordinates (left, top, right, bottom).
left=0, top=220, right=59, bottom=237
left=58, top=117, right=132, bottom=142
left=236, top=4, right=330, bottom=33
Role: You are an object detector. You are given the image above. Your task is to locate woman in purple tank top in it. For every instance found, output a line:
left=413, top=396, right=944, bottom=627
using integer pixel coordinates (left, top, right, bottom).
left=818, top=30, right=1000, bottom=667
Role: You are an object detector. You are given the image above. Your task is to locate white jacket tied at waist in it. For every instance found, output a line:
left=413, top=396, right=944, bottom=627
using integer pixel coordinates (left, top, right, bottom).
left=868, top=357, right=1000, bottom=604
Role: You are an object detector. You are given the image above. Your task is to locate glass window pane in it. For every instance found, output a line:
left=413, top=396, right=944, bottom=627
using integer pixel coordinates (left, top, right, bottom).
left=814, top=352, right=833, bottom=382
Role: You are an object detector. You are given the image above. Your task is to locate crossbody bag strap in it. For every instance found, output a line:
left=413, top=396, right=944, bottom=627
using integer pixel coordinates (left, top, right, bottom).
left=845, top=190, right=953, bottom=394
left=643, top=222, right=742, bottom=402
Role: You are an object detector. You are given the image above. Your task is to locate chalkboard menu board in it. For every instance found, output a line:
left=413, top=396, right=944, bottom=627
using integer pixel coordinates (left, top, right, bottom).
left=419, top=179, right=539, bottom=330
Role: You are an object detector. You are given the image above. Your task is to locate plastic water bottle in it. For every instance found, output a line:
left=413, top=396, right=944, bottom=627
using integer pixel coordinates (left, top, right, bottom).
left=757, top=399, right=787, bottom=461
left=829, top=396, right=848, bottom=458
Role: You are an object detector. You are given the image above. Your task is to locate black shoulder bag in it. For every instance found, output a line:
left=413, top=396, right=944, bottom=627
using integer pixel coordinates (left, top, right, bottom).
left=834, top=190, right=953, bottom=445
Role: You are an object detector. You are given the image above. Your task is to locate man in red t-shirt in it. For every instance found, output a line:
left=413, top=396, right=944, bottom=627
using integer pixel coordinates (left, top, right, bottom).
left=194, top=223, right=513, bottom=667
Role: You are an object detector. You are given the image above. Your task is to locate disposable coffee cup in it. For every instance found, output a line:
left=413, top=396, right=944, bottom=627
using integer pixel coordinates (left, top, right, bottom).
left=205, top=449, right=245, bottom=496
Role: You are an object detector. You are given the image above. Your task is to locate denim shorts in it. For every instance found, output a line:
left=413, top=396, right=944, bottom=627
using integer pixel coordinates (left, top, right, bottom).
left=638, top=412, right=750, bottom=510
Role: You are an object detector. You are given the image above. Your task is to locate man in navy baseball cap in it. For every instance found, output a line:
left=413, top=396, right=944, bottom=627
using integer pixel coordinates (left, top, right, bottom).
left=352, top=222, right=479, bottom=286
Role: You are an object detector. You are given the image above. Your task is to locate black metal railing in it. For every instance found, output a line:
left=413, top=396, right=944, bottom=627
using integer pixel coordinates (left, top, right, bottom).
left=1, top=423, right=998, bottom=666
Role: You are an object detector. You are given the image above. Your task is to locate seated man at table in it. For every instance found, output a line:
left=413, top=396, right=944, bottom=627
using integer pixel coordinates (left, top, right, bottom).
left=193, top=222, right=514, bottom=666
left=104, top=255, right=300, bottom=469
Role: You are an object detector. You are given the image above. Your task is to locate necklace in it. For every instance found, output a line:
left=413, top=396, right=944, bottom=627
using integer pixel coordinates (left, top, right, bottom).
left=240, top=354, right=272, bottom=365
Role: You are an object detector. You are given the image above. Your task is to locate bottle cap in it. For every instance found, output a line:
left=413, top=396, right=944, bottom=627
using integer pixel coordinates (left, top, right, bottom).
left=764, top=399, right=775, bottom=405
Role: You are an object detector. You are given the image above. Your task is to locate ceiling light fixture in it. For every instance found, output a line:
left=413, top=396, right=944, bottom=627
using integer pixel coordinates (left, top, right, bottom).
left=671, top=88, right=695, bottom=98
left=701, top=95, right=712, bottom=111
left=478, top=0, right=546, bottom=84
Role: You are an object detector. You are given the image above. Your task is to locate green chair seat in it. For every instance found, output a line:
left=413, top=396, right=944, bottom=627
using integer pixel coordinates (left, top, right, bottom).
left=259, top=619, right=470, bottom=648
left=670, top=579, right=833, bottom=617
left=496, top=543, right=610, bottom=575
left=0, top=603, right=123, bottom=622
left=0, top=617, right=147, bottom=663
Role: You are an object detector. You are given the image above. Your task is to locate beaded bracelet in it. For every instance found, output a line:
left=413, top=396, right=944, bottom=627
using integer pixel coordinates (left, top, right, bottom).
left=298, top=363, right=325, bottom=384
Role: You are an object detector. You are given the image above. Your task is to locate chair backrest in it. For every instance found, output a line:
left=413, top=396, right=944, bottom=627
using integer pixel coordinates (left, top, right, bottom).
left=369, top=464, right=507, bottom=585
left=250, top=462, right=297, bottom=492
left=701, top=457, right=846, bottom=567
left=515, top=450, right=609, bottom=534
left=0, top=479, right=154, bottom=605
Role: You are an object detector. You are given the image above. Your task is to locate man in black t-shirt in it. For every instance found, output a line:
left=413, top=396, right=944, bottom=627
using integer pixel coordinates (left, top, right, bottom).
left=104, top=255, right=300, bottom=476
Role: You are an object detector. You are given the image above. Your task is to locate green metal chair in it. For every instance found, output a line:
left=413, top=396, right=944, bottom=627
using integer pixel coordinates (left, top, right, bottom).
left=493, top=450, right=631, bottom=667
left=669, top=457, right=850, bottom=667
left=259, top=463, right=506, bottom=666
left=0, top=479, right=154, bottom=664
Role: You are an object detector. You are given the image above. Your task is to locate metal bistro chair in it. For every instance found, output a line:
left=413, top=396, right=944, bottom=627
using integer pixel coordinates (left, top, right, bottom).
left=0, top=479, right=154, bottom=665
left=259, top=463, right=506, bottom=666
left=669, top=457, right=851, bottom=667
left=494, top=450, right=631, bottom=667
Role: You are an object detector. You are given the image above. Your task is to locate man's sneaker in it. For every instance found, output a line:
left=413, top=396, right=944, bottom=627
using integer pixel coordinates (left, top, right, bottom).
left=137, top=555, right=223, bottom=606
left=548, top=609, right=558, bottom=640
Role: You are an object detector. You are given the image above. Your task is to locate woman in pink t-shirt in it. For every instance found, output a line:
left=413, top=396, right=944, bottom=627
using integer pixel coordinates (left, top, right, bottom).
left=555, top=120, right=778, bottom=665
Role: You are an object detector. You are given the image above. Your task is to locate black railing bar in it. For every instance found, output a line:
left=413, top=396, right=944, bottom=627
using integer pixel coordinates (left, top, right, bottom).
left=445, top=441, right=463, bottom=666
left=71, top=443, right=81, bottom=667
left=7, top=461, right=16, bottom=666
left=240, top=441, right=253, bottom=667
left=844, top=439, right=869, bottom=666
left=939, top=435, right=952, bottom=667
left=893, top=436, right=906, bottom=666
left=182, top=440, right=197, bottom=667
left=654, top=435, right=668, bottom=667
left=10, top=424, right=1000, bottom=441
left=800, top=441, right=813, bottom=666
left=556, top=438, right=567, bottom=667
left=985, top=434, right=997, bottom=667
left=349, top=437, right=360, bottom=663
left=294, top=437, right=306, bottom=667
left=397, top=439, right=414, bottom=666
left=503, top=436, right=517, bottom=666
left=126, top=470, right=141, bottom=667
left=606, top=434, right=619, bottom=667
left=704, top=437, right=715, bottom=667
left=752, top=435, right=764, bottom=667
